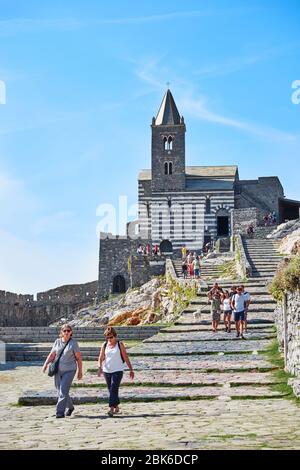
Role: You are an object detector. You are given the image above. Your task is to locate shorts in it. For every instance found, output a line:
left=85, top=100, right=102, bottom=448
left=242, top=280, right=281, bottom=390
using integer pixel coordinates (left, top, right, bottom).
left=212, top=311, right=221, bottom=321
left=223, top=310, right=232, bottom=317
left=234, top=311, right=245, bottom=322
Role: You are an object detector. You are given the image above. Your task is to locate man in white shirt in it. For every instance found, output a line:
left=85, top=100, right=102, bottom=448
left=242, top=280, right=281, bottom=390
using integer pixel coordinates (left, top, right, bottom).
left=231, top=286, right=246, bottom=339
left=240, top=284, right=251, bottom=333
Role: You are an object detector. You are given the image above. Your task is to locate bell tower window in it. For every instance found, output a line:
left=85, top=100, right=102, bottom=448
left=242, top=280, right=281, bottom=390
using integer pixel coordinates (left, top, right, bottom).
left=163, top=136, right=173, bottom=151
left=164, top=162, right=173, bottom=175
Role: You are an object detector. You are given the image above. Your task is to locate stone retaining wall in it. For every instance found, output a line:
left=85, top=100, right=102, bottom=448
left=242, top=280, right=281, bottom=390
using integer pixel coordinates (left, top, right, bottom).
left=0, top=301, right=92, bottom=327
left=274, top=291, right=300, bottom=377
left=235, top=234, right=252, bottom=278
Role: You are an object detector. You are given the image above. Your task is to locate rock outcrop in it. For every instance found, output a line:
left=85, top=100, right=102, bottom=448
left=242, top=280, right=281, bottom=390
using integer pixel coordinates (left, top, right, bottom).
left=268, top=219, right=300, bottom=255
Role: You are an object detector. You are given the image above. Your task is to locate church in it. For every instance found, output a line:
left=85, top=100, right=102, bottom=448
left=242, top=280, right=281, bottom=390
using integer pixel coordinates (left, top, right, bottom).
left=136, top=88, right=297, bottom=251
left=98, top=89, right=300, bottom=299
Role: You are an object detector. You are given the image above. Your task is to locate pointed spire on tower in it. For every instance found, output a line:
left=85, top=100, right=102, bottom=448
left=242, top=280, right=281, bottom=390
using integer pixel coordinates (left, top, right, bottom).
left=154, top=89, right=181, bottom=125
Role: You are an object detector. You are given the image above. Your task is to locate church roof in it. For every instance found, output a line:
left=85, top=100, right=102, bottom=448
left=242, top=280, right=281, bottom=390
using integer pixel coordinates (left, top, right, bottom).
left=155, top=89, right=181, bottom=125
left=138, top=165, right=238, bottom=181
left=186, top=165, right=238, bottom=178
left=186, top=178, right=234, bottom=190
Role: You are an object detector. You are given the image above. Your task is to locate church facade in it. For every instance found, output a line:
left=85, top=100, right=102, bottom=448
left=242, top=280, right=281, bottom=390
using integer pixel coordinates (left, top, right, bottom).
left=137, top=89, right=287, bottom=251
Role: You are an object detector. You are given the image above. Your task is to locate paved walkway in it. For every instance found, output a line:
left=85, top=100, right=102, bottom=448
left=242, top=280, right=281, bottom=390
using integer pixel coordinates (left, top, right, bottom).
left=1, top=274, right=300, bottom=449
left=1, top=362, right=300, bottom=449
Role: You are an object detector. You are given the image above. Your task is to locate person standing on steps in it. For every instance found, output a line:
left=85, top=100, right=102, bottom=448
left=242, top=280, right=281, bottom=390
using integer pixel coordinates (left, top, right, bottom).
left=193, top=256, right=201, bottom=279
left=222, top=290, right=232, bottom=333
left=208, top=283, right=223, bottom=332
left=232, top=287, right=246, bottom=339
left=182, top=258, right=188, bottom=279
left=240, top=284, right=251, bottom=333
left=42, top=324, right=83, bottom=418
left=98, top=326, right=134, bottom=417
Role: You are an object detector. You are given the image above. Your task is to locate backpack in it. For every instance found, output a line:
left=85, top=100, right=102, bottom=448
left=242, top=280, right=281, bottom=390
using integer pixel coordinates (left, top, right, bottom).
left=104, top=340, right=125, bottom=363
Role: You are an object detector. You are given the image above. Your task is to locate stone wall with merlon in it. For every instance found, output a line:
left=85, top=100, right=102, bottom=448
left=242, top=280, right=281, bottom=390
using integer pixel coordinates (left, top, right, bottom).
left=98, top=236, right=150, bottom=300
left=37, top=281, right=97, bottom=303
left=237, top=177, right=284, bottom=217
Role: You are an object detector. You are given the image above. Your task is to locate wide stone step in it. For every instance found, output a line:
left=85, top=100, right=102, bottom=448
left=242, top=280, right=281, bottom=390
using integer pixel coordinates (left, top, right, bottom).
left=162, top=323, right=274, bottom=332
left=144, top=331, right=275, bottom=342
left=0, top=335, right=152, bottom=342
left=176, top=314, right=274, bottom=324
left=80, top=369, right=279, bottom=386
left=129, top=339, right=271, bottom=355
left=18, top=385, right=286, bottom=405
left=191, top=298, right=276, bottom=305
left=184, top=306, right=275, bottom=314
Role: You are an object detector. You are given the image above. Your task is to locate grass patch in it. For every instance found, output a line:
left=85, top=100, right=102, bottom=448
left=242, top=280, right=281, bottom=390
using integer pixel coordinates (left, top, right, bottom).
left=72, top=382, right=222, bottom=389
left=230, top=381, right=283, bottom=388
left=86, top=366, right=277, bottom=374
left=263, top=338, right=300, bottom=405
left=217, top=260, right=238, bottom=280
left=209, top=433, right=257, bottom=440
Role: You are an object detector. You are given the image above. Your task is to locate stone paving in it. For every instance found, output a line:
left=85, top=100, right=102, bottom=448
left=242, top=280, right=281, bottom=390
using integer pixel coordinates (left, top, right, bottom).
left=1, top=363, right=300, bottom=449
left=1, top=267, right=300, bottom=449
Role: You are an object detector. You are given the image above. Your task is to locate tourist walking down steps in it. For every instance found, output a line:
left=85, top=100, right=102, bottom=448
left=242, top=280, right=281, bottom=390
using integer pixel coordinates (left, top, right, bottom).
left=98, top=327, right=134, bottom=417
left=42, top=324, right=83, bottom=418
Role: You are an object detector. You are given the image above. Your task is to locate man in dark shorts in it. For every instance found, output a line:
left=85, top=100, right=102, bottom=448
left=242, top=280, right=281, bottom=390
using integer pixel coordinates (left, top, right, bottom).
left=231, top=286, right=246, bottom=339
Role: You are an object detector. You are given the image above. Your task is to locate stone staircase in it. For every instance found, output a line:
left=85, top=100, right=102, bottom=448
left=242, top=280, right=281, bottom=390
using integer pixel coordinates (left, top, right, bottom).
left=1, top=326, right=161, bottom=361
left=19, top=274, right=286, bottom=405
left=242, top=237, right=281, bottom=279
left=172, top=258, right=225, bottom=280
left=17, top=232, right=288, bottom=406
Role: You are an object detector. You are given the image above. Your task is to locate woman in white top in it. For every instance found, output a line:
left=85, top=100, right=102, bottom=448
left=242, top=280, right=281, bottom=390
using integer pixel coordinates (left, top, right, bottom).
left=221, top=291, right=232, bottom=333
left=98, top=326, right=134, bottom=416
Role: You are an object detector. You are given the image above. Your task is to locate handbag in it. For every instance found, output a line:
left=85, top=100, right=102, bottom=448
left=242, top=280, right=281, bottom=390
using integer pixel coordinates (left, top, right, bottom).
left=48, top=338, right=71, bottom=377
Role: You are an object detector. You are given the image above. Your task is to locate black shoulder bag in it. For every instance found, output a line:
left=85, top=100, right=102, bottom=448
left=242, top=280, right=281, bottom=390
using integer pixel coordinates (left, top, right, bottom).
left=48, top=338, right=71, bottom=377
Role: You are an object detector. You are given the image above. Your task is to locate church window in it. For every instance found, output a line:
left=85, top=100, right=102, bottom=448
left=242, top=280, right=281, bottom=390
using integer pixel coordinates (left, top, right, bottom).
left=159, top=212, right=162, bottom=238
left=167, top=136, right=173, bottom=150
left=164, top=161, right=173, bottom=175
left=205, top=197, right=211, bottom=214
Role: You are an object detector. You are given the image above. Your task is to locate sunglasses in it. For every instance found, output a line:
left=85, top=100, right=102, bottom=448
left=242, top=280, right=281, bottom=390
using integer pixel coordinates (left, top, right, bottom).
left=63, top=329, right=71, bottom=333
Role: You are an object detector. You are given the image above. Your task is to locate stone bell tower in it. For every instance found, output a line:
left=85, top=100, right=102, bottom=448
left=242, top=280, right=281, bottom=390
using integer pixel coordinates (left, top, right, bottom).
left=151, top=89, right=186, bottom=192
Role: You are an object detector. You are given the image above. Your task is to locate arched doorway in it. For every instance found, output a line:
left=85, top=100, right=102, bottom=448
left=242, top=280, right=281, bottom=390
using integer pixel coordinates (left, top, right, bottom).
left=216, top=209, right=229, bottom=237
left=112, top=275, right=126, bottom=294
left=160, top=239, right=173, bottom=254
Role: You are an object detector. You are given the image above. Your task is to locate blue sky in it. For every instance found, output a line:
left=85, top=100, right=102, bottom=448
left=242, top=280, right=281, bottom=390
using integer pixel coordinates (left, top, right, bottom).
left=0, top=0, right=299, bottom=294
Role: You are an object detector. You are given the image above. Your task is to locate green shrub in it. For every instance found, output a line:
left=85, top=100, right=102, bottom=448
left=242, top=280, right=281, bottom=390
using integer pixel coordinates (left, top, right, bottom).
left=269, top=255, right=300, bottom=301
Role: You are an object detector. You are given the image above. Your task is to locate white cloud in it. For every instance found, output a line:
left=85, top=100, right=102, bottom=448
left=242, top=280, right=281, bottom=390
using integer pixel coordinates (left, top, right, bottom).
left=133, top=57, right=297, bottom=143
left=194, top=43, right=300, bottom=78
left=178, top=94, right=296, bottom=142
